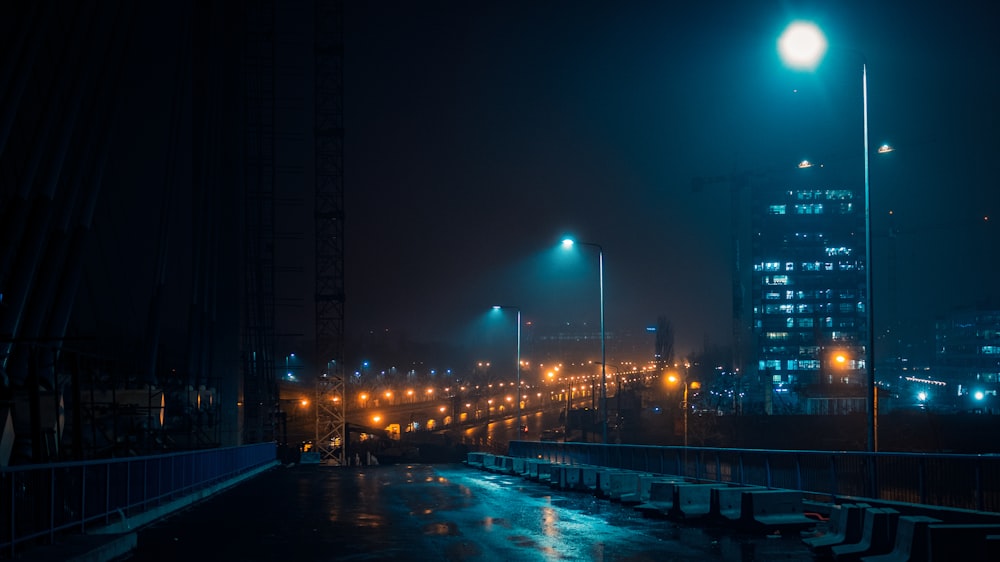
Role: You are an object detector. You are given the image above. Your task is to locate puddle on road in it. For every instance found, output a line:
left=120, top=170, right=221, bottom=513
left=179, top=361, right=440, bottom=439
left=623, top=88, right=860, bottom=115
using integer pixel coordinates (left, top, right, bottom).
left=507, top=535, right=568, bottom=559
left=423, top=521, right=461, bottom=536
left=477, top=516, right=512, bottom=530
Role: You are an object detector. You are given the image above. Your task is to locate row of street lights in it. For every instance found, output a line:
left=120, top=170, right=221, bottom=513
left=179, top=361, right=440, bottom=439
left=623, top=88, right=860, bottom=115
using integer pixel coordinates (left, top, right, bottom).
left=491, top=237, right=608, bottom=442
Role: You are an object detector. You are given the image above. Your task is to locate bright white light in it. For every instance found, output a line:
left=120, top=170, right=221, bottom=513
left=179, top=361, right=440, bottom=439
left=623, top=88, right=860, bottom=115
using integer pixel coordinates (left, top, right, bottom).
left=917, top=391, right=927, bottom=401
left=778, top=21, right=828, bottom=70
left=561, top=238, right=574, bottom=249
left=974, top=391, right=985, bottom=401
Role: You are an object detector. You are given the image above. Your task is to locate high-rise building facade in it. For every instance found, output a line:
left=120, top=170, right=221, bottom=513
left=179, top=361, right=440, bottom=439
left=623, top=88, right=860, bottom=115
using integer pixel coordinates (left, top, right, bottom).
left=750, top=182, right=868, bottom=414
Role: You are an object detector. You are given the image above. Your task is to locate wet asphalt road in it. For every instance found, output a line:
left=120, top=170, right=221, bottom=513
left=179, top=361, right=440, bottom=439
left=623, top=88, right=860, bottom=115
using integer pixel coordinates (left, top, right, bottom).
left=126, top=463, right=817, bottom=561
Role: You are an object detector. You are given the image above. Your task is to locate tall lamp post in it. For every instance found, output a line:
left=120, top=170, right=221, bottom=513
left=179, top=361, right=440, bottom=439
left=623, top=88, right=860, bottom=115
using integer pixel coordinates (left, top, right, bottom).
left=491, top=305, right=522, bottom=431
left=778, top=21, right=877, bottom=452
left=561, top=237, right=607, bottom=444
left=667, top=372, right=699, bottom=449
left=595, top=361, right=621, bottom=442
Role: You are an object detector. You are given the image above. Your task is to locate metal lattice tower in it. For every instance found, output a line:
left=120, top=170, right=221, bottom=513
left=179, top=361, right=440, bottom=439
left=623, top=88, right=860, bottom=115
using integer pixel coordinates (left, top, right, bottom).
left=242, top=0, right=278, bottom=444
left=313, top=0, right=345, bottom=464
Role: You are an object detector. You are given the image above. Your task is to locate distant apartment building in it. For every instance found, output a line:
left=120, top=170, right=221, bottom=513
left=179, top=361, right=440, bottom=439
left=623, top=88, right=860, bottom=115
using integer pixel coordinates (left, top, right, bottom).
left=750, top=182, right=868, bottom=414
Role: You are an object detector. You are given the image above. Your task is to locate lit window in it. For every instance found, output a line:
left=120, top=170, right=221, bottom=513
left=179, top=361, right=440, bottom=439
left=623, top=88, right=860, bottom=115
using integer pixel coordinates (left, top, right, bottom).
left=769, top=204, right=787, bottom=215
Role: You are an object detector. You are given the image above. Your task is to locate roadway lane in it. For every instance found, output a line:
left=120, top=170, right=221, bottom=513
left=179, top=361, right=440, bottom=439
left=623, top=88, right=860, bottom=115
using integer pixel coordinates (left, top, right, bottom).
left=125, top=463, right=815, bottom=561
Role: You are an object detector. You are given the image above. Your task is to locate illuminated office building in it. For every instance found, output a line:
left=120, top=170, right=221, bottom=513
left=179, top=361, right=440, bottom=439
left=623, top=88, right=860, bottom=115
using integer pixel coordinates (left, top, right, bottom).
left=750, top=183, right=868, bottom=414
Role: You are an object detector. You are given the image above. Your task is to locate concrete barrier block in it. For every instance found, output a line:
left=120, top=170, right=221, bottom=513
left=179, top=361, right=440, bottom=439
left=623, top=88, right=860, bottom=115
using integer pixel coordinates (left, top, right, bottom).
left=549, top=464, right=578, bottom=490
left=670, top=484, right=728, bottom=520
left=580, top=466, right=600, bottom=491
left=596, top=469, right=627, bottom=498
left=482, top=453, right=496, bottom=471
left=634, top=481, right=683, bottom=518
left=738, top=489, right=817, bottom=533
left=496, top=455, right=515, bottom=474
left=619, top=475, right=678, bottom=505
left=830, top=507, right=899, bottom=560
left=565, top=465, right=585, bottom=490
left=862, top=515, right=941, bottom=562
left=512, top=457, right=528, bottom=475
left=803, top=502, right=871, bottom=550
left=608, top=471, right=643, bottom=501
left=926, top=523, right=1000, bottom=561
left=710, top=485, right=765, bottom=523
left=466, top=452, right=486, bottom=467
left=530, top=460, right=553, bottom=483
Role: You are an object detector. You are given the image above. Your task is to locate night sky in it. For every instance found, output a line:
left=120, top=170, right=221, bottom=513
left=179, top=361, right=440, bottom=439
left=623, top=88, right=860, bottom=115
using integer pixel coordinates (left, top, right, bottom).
left=339, top=1, right=1000, bottom=359
left=53, top=1, right=1000, bottom=375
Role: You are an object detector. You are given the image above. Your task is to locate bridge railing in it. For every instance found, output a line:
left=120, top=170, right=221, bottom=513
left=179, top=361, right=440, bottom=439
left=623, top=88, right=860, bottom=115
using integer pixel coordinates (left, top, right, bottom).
left=507, top=441, right=1000, bottom=513
left=1, top=442, right=277, bottom=558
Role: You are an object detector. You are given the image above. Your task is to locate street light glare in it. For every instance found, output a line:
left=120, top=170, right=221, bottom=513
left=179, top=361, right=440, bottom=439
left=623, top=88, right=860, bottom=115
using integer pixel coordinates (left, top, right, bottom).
left=561, top=238, right=574, bottom=249
left=778, top=21, right=827, bottom=70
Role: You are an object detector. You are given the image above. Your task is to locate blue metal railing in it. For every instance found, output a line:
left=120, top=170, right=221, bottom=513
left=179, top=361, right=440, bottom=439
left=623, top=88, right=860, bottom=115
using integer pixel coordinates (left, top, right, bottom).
left=507, top=441, right=1000, bottom=513
left=1, top=442, right=277, bottom=558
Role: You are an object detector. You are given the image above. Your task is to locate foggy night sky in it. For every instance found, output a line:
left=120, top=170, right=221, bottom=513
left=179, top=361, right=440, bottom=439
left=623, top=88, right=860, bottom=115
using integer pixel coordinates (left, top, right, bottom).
left=80, top=0, right=1000, bottom=370
left=338, top=0, right=1000, bottom=357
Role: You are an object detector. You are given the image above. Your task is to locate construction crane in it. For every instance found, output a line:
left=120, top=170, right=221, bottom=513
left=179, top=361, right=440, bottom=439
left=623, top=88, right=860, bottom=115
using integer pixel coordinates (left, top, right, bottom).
left=313, top=0, right=346, bottom=465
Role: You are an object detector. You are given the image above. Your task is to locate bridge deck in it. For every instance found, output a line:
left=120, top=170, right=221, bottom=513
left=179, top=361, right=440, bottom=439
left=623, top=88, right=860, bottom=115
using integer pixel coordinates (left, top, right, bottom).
left=103, top=462, right=817, bottom=561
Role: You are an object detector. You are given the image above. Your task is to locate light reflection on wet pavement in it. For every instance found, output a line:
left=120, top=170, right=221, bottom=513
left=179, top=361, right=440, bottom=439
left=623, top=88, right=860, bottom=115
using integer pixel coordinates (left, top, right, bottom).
left=128, top=462, right=816, bottom=561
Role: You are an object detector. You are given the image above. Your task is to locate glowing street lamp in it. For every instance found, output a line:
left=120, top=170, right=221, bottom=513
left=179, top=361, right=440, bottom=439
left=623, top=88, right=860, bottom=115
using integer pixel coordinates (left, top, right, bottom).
left=779, top=20, right=878, bottom=452
left=492, top=305, right=522, bottom=432
left=561, top=237, right=607, bottom=444
left=666, top=373, right=700, bottom=449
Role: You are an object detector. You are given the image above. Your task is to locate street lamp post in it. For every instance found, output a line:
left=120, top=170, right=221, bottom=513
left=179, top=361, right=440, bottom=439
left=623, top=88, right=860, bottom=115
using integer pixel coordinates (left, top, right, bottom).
left=595, top=361, right=620, bottom=442
left=778, top=21, right=877, bottom=452
left=492, top=305, right=522, bottom=432
left=667, top=372, right=697, bottom=449
left=562, top=237, right=607, bottom=444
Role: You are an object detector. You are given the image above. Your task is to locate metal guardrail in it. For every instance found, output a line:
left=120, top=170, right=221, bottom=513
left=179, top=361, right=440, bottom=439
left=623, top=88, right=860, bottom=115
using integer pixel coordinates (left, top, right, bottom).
left=508, top=441, right=1000, bottom=513
left=1, top=442, right=277, bottom=558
